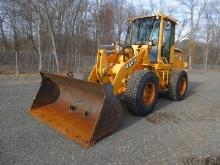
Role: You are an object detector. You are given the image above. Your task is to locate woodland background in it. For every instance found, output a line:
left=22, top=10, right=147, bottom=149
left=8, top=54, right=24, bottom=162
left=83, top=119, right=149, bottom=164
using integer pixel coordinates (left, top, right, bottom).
left=0, top=0, right=220, bottom=75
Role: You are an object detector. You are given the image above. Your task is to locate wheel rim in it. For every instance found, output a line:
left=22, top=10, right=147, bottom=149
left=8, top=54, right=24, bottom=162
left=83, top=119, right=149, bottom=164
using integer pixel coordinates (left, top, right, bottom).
left=179, top=77, right=187, bottom=96
left=143, top=82, right=156, bottom=106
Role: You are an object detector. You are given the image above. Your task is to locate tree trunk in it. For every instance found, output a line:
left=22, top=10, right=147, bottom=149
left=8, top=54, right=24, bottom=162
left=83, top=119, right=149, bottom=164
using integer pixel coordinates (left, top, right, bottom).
left=44, top=1, right=60, bottom=73
left=188, top=9, right=194, bottom=69
left=204, top=15, right=210, bottom=70
left=12, top=8, right=20, bottom=75
left=37, top=17, right=42, bottom=71
left=0, top=18, right=8, bottom=50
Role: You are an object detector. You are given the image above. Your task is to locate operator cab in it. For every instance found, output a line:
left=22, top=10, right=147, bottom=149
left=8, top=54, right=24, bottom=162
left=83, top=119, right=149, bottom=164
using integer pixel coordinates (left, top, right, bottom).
left=129, top=15, right=176, bottom=64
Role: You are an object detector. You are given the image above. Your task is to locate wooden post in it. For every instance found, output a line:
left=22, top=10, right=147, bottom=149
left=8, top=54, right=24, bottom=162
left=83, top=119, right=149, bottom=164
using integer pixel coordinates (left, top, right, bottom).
left=15, top=51, right=19, bottom=76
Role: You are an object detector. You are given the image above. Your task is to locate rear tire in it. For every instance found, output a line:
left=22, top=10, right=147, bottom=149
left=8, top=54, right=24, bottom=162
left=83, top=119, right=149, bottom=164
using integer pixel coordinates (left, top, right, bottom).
left=168, top=70, right=188, bottom=101
left=125, top=70, right=159, bottom=116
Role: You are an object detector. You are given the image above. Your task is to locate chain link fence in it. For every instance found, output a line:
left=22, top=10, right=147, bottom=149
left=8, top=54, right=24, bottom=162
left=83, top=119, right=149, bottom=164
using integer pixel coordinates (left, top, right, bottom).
left=1, top=51, right=220, bottom=75
left=191, top=64, right=220, bottom=70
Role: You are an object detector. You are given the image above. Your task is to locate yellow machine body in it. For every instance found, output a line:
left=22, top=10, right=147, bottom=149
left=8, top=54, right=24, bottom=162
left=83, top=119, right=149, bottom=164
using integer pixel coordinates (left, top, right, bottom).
left=89, top=15, right=188, bottom=95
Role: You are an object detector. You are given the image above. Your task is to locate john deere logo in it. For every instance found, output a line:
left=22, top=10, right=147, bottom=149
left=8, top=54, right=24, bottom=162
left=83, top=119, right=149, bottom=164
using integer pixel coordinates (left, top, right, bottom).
left=126, top=58, right=136, bottom=69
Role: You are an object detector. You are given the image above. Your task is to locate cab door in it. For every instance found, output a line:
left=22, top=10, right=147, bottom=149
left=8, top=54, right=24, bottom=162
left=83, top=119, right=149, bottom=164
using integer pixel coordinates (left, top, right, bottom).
left=161, top=20, right=175, bottom=63
left=150, top=18, right=160, bottom=63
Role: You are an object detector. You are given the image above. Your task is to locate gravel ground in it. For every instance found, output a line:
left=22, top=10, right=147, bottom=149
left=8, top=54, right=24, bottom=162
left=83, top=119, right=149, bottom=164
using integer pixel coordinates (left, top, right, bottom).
left=0, top=71, right=220, bottom=165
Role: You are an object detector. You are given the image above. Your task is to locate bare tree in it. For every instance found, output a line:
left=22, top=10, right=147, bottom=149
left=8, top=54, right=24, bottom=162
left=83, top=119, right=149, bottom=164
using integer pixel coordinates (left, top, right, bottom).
left=204, top=6, right=212, bottom=70
left=177, top=0, right=207, bottom=68
left=43, top=0, right=59, bottom=73
left=1, top=0, right=220, bottom=74
left=0, top=14, right=8, bottom=50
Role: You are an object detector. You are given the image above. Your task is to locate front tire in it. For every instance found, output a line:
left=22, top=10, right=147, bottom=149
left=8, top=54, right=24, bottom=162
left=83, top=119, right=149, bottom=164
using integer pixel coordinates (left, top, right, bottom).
left=125, top=70, right=159, bottom=116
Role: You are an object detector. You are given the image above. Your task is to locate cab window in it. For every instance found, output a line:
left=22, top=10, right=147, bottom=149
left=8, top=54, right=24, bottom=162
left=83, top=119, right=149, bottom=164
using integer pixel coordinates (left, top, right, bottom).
left=162, top=20, right=175, bottom=62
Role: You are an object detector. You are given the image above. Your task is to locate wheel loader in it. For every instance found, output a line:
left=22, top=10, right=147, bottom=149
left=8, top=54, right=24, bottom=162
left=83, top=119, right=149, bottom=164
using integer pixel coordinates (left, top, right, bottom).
left=30, top=14, right=188, bottom=148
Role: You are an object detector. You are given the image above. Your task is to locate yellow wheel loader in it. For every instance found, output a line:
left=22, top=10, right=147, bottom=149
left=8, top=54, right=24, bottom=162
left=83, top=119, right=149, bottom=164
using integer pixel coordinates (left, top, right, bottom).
left=30, top=14, right=188, bottom=148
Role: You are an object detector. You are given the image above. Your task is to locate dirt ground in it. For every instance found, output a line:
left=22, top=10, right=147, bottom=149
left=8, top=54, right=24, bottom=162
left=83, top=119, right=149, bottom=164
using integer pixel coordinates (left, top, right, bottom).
left=0, top=71, right=220, bottom=165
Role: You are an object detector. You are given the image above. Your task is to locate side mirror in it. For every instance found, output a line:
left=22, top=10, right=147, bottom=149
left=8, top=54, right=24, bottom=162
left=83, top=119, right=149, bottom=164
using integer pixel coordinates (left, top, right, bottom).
left=148, top=39, right=157, bottom=46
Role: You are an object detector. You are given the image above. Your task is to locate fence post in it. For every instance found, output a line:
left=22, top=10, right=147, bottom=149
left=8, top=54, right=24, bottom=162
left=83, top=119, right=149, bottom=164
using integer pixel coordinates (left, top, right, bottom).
left=15, top=51, right=19, bottom=76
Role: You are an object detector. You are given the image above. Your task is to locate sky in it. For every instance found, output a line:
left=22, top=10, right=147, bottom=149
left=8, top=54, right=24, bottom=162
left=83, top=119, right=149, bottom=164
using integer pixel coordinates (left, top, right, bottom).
left=126, top=0, right=185, bottom=24
left=127, top=0, right=179, bottom=11
left=126, top=0, right=190, bottom=40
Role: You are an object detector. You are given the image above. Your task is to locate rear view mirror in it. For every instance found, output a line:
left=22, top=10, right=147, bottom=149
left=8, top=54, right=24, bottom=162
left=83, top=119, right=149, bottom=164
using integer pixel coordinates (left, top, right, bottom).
left=165, top=21, right=171, bottom=30
left=148, top=39, right=157, bottom=46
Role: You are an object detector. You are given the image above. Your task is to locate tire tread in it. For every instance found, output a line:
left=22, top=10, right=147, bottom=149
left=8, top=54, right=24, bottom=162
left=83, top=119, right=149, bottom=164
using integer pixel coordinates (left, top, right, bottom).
left=169, top=70, right=187, bottom=101
left=125, top=70, right=157, bottom=115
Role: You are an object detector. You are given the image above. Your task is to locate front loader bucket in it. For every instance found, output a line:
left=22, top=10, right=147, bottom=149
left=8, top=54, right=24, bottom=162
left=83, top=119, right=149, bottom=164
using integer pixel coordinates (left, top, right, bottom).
left=30, top=72, right=123, bottom=148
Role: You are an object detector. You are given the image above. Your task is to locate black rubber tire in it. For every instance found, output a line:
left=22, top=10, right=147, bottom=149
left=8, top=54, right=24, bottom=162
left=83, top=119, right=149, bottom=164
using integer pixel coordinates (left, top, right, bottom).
left=168, top=70, right=188, bottom=101
left=125, top=70, right=159, bottom=116
left=82, top=67, right=94, bottom=80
